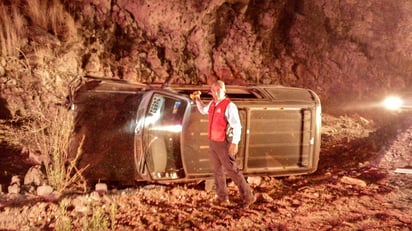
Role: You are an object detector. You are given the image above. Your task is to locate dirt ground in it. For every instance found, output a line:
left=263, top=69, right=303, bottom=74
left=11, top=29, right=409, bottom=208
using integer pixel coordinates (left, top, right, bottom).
left=0, top=112, right=411, bottom=230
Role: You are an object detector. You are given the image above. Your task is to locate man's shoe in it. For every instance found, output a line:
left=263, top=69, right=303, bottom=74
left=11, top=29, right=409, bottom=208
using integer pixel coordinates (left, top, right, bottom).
left=211, top=196, right=230, bottom=206
left=242, top=195, right=256, bottom=208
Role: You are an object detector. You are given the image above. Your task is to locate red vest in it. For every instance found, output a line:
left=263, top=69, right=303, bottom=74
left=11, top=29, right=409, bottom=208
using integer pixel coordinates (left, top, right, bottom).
left=208, top=98, right=230, bottom=141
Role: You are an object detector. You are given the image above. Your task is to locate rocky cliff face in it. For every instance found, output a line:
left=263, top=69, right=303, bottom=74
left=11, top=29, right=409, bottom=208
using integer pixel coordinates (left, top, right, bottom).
left=1, top=0, right=411, bottom=119
left=70, top=0, right=412, bottom=110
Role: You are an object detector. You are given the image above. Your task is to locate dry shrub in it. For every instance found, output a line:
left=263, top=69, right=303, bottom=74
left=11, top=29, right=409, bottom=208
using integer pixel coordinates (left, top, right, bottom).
left=0, top=72, right=87, bottom=193
left=31, top=106, right=87, bottom=193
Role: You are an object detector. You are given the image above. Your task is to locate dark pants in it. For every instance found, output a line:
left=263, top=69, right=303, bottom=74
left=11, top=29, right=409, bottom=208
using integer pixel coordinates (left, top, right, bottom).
left=208, top=140, right=253, bottom=201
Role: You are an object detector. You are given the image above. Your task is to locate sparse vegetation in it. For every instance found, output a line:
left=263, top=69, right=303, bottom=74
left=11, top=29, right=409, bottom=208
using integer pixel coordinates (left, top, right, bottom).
left=110, top=203, right=117, bottom=230
left=55, top=199, right=72, bottom=231
left=0, top=0, right=82, bottom=194
left=31, top=106, right=87, bottom=193
left=25, top=0, right=77, bottom=42
left=0, top=0, right=77, bottom=57
left=79, top=204, right=117, bottom=231
left=89, top=206, right=110, bottom=231
left=55, top=198, right=118, bottom=231
left=0, top=2, right=26, bottom=57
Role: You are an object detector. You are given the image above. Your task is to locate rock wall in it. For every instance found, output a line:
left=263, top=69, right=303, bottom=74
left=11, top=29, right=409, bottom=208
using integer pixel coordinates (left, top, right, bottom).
left=1, top=0, right=411, bottom=117
left=71, top=0, right=412, bottom=110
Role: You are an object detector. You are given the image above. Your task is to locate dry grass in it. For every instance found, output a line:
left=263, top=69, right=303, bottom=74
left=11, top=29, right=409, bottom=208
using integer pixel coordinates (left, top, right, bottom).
left=0, top=2, right=26, bottom=57
left=26, top=0, right=48, bottom=30
left=55, top=199, right=72, bottom=231
left=1, top=1, right=82, bottom=193
left=0, top=0, right=77, bottom=57
left=1, top=105, right=88, bottom=193
left=30, top=106, right=88, bottom=193
left=26, top=0, right=77, bottom=41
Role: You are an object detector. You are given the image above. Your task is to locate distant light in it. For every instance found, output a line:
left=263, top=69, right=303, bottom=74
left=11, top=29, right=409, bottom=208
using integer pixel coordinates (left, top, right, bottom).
left=383, top=96, right=404, bottom=110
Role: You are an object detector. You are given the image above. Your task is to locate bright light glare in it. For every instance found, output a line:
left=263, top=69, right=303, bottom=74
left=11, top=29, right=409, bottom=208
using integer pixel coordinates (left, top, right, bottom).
left=150, top=125, right=182, bottom=133
left=145, top=113, right=161, bottom=125
left=383, top=96, right=403, bottom=110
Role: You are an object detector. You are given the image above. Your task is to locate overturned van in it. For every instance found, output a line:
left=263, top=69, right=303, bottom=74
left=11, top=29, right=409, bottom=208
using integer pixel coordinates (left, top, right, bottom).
left=68, top=77, right=322, bottom=185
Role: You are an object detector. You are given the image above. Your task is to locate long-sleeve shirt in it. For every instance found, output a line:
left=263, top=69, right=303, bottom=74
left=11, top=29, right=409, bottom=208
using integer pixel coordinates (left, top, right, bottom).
left=195, top=98, right=242, bottom=144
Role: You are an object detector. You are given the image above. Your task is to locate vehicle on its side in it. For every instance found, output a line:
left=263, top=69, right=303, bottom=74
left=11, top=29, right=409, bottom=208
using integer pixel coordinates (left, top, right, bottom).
left=68, top=76, right=322, bottom=185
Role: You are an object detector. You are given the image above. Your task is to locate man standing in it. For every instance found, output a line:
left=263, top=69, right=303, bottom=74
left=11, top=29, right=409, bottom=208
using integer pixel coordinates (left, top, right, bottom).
left=192, top=80, right=256, bottom=208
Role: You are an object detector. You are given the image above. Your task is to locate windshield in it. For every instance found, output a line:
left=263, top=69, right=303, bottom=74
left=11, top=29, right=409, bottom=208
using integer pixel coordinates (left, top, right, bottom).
left=143, top=93, right=187, bottom=180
